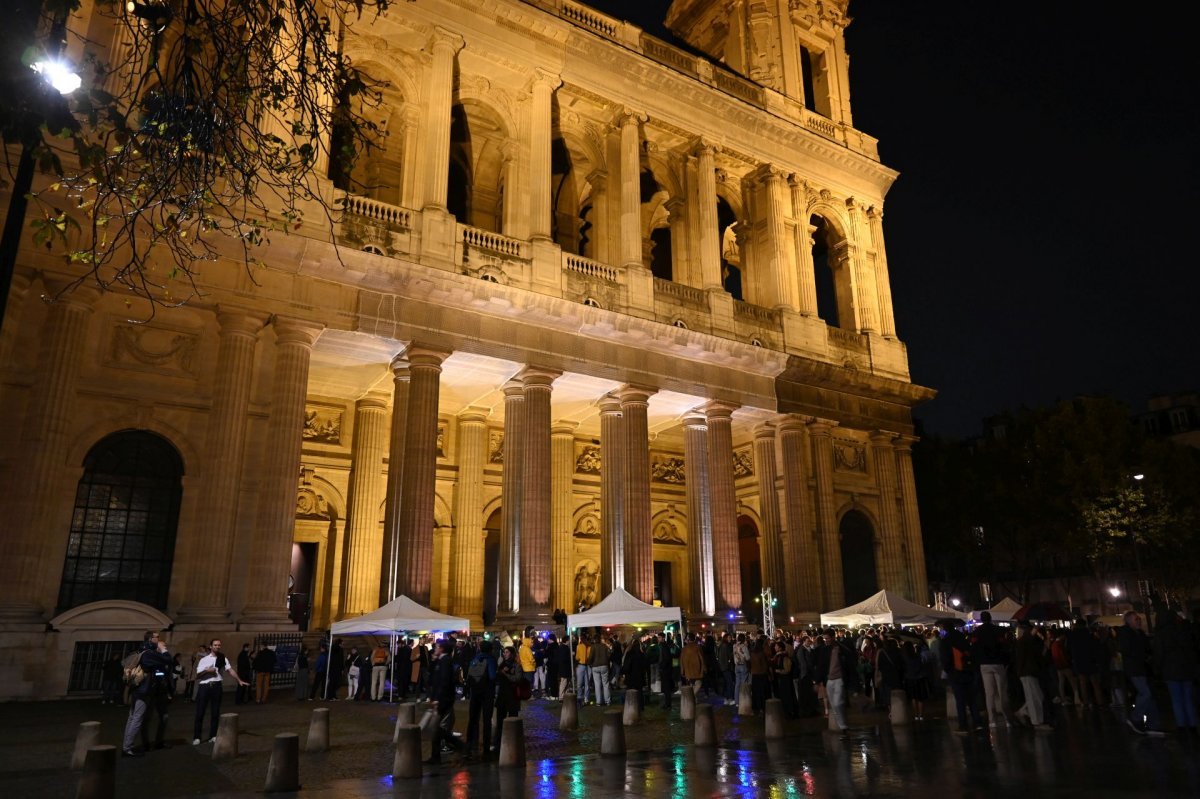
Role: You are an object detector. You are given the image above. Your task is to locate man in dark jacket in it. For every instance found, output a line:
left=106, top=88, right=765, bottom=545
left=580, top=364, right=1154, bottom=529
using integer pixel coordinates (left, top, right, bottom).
left=252, top=645, right=276, bottom=704
left=813, top=632, right=859, bottom=731
left=1154, top=609, right=1198, bottom=734
left=971, top=611, right=1012, bottom=727
left=940, top=625, right=985, bottom=734
left=1012, top=622, right=1052, bottom=730
left=121, top=631, right=174, bottom=756
left=622, top=637, right=648, bottom=712
left=327, top=639, right=344, bottom=700
left=236, top=644, right=253, bottom=704
left=464, top=640, right=497, bottom=758
left=427, top=639, right=460, bottom=763
left=1118, top=611, right=1165, bottom=735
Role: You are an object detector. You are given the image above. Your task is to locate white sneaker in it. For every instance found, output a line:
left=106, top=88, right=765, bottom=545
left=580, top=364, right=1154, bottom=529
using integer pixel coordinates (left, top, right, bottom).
left=192, top=738, right=201, bottom=745
left=207, top=737, right=216, bottom=744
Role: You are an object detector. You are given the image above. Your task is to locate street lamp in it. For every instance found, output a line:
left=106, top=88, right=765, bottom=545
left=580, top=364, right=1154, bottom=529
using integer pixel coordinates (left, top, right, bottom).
left=950, top=597, right=961, bottom=608
left=31, top=58, right=81, bottom=95
left=1108, top=586, right=1122, bottom=598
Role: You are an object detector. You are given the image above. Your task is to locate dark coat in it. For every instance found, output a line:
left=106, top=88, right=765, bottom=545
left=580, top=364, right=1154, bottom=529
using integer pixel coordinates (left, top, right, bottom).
left=429, top=654, right=457, bottom=704
left=1154, top=618, right=1198, bottom=682
left=622, top=644, right=648, bottom=690
left=1116, top=625, right=1152, bottom=677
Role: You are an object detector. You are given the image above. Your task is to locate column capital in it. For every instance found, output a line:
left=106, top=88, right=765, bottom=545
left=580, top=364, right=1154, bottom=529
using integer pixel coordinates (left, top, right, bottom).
left=429, top=27, right=465, bottom=55
left=518, top=365, right=561, bottom=388
left=215, top=306, right=270, bottom=337
left=681, top=413, right=707, bottom=429
left=587, top=168, right=608, bottom=191
left=688, top=137, right=722, bottom=158
left=610, top=107, right=647, bottom=130
left=527, top=68, right=562, bottom=93
left=389, top=348, right=411, bottom=375
left=749, top=162, right=786, bottom=184
left=869, top=430, right=899, bottom=446
left=271, top=315, right=324, bottom=348
left=893, top=434, right=918, bottom=452
left=775, top=413, right=812, bottom=433
left=503, top=378, right=526, bottom=398
left=616, top=385, right=656, bottom=406
left=597, top=395, right=623, bottom=415
left=807, top=418, right=838, bottom=436
left=753, top=421, right=777, bottom=439
left=551, top=420, right=578, bottom=436
left=702, top=400, right=740, bottom=420
left=356, top=392, right=390, bottom=411
left=459, top=406, right=490, bottom=424
left=407, top=344, right=451, bottom=369
left=788, top=173, right=806, bottom=190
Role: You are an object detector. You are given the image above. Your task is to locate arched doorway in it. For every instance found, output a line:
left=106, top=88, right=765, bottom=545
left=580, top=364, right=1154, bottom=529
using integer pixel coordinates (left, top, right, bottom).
left=839, top=510, right=878, bottom=605
left=737, top=515, right=762, bottom=625
left=482, top=508, right=502, bottom=626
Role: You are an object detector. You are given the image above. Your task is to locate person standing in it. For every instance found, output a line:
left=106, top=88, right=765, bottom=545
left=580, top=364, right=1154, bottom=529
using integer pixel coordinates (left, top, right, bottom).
left=1012, top=622, right=1053, bottom=731
left=310, top=643, right=328, bottom=700
left=659, top=633, right=678, bottom=710
left=346, top=647, right=362, bottom=700
left=941, top=625, right=985, bottom=735
left=733, top=633, right=751, bottom=707
left=717, top=633, right=735, bottom=706
left=519, top=628, right=537, bottom=690
left=252, top=645, right=276, bottom=704
left=622, top=637, right=648, bottom=712
left=193, top=639, right=248, bottom=745
left=588, top=635, right=612, bottom=706
left=492, top=646, right=523, bottom=752
left=120, top=631, right=173, bottom=757
left=681, top=634, right=706, bottom=695
left=426, top=640, right=460, bottom=764
left=295, top=648, right=310, bottom=701
left=465, top=640, right=497, bottom=759
left=370, top=641, right=391, bottom=701
left=814, top=632, right=857, bottom=732
left=395, top=638, right=412, bottom=700
left=552, top=634, right=572, bottom=699
left=101, top=652, right=124, bottom=705
left=328, top=639, right=345, bottom=700
left=1154, top=609, right=1198, bottom=734
left=1117, top=612, right=1163, bottom=735
left=749, top=637, right=770, bottom=714
left=574, top=635, right=592, bottom=704
left=235, top=644, right=253, bottom=704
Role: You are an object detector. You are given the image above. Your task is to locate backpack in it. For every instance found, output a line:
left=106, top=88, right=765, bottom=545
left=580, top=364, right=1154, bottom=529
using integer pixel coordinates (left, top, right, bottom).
left=122, top=650, right=146, bottom=687
left=467, top=657, right=488, bottom=683
left=952, top=643, right=973, bottom=672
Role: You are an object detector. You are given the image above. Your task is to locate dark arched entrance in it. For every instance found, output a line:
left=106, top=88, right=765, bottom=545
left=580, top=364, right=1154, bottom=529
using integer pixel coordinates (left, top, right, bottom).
left=839, top=510, right=878, bottom=605
left=737, top=515, right=762, bottom=625
left=482, top=508, right=502, bottom=626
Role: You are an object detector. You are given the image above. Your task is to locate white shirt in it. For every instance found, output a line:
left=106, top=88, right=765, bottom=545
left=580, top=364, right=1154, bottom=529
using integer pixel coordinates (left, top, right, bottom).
left=196, top=653, right=237, bottom=684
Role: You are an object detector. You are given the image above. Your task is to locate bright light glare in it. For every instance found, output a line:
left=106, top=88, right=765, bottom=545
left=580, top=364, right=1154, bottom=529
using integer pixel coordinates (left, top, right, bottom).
left=32, top=59, right=82, bottom=94
left=950, top=597, right=961, bottom=607
left=1133, top=474, right=1145, bottom=481
left=1109, top=586, right=1122, bottom=598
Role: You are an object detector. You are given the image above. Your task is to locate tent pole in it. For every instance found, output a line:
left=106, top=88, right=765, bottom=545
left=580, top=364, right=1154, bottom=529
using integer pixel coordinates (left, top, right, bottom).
left=324, top=629, right=332, bottom=700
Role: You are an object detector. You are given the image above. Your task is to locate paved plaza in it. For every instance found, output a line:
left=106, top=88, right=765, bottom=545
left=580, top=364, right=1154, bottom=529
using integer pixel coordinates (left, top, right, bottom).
left=3, top=690, right=1198, bottom=797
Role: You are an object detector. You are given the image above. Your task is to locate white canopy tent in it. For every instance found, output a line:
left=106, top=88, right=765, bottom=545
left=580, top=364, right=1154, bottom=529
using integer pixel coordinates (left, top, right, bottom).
left=567, top=587, right=683, bottom=630
left=820, top=589, right=964, bottom=627
left=970, top=596, right=1023, bottom=623
left=328, top=595, right=469, bottom=700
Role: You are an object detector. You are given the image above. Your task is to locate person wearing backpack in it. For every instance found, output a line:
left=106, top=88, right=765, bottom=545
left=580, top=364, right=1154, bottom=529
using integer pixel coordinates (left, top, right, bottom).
left=940, top=624, right=985, bottom=734
left=120, top=631, right=173, bottom=757
left=465, top=640, right=498, bottom=759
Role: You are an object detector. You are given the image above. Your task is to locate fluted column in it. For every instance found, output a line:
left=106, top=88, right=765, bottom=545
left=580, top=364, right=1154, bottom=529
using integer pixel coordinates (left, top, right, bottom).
left=761, top=167, right=798, bottom=310
left=528, top=69, right=561, bottom=240
left=498, top=380, right=525, bottom=615
left=551, top=422, right=577, bottom=613
left=846, top=201, right=879, bottom=334
left=520, top=367, right=558, bottom=616
left=665, top=197, right=689, bottom=286
left=379, top=353, right=410, bottom=606
left=175, top=308, right=267, bottom=624
left=753, top=423, right=786, bottom=611
left=682, top=414, right=715, bottom=617
left=419, top=28, right=464, bottom=210
left=451, top=409, right=489, bottom=623
left=617, top=111, right=644, bottom=269
left=868, top=207, right=897, bottom=337
left=808, top=420, right=843, bottom=607
left=895, top=436, right=928, bottom=603
left=336, top=394, right=390, bottom=619
left=587, top=169, right=610, bottom=264
left=870, top=431, right=907, bottom=597
left=0, top=268, right=32, bottom=367
left=0, top=282, right=98, bottom=620
left=778, top=416, right=820, bottom=614
left=241, top=318, right=325, bottom=625
left=598, top=396, right=626, bottom=595
left=694, top=141, right=723, bottom=290
left=790, top=176, right=818, bottom=316
left=620, top=386, right=655, bottom=602
left=395, top=346, right=449, bottom=605
left=706, top=401, right=742, bottom=612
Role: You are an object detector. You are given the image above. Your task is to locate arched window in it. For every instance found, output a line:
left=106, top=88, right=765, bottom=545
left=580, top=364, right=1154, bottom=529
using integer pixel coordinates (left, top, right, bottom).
left=58, top=431, right=184, bottom=612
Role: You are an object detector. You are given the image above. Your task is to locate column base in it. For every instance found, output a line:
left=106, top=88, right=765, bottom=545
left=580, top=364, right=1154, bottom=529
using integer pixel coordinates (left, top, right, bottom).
left=237, top=608, right=298, bottom=632
left=175, top=606, right=234, bottom=626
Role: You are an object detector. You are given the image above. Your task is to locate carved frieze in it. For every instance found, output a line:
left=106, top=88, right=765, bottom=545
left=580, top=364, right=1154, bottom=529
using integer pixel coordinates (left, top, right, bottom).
left=296, top=487, right=333, bottom=520
left=733, top=447, right=754, bottom=478
left=650, top=454, right=686, bottom=484
left=575, top=444, right=601, bottom=474
left=489, top=431, right=504, bottom=463
left=833, top=438, right=867, bottom=472
left=574, top=559, right=600, bottom=611
left=653, top=520, right=685, bottom=545
left=108, top=323, right=198, bottom=378
left=436, top=422, right=447, bottom=459
left=303, top=405, right=343, bottom=445
left=574, top=514, right=601, bottom=538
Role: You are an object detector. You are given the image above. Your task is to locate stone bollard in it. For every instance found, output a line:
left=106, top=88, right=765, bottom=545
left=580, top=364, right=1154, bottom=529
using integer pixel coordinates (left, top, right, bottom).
left=212, top=713, right=239, bottom=760
left=306, top=706, right=330, bottom=752
left=75, top=745, right=115, bottom=799
left=418, top=704, right=438, bottom=761
left=498, top=717, right=526, bottom=768
left=694, top=703, right=717, bottom=747
left=263, top=733, right=300, bottom=793
left=764, top=697, right=785, bottom=739
left=600, top=710, right=626, bottom=756
left=393, top=702, right=417, bottom=744
left=679, top=685, right=696, bottom=720
left=623, top=689, right=641, bottom=726
left=890, top=690, right=911, bottom=726
left=71, top=721, right=102, bottom=770
left=945, top=685, right=957, bottom=726
left=738, top=683, right=753, bottom=715
left=559, top=690, right=578, bottom=731
left=392, top=724, right=422, bottom=779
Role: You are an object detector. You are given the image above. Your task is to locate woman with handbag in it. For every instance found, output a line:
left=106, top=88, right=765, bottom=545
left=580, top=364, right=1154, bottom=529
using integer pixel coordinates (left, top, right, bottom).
left=492, top=646, right=524, bottom=752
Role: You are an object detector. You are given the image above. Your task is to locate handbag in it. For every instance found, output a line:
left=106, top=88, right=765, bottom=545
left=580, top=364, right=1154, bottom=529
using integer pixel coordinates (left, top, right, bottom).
left=516, top=676, right=532, bottom=701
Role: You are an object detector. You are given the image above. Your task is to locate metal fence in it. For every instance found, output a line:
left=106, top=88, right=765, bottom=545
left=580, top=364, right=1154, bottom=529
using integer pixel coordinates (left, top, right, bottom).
left=254, top=632, right=304, bottom=688
left=68, top=639, right=142, bottom=693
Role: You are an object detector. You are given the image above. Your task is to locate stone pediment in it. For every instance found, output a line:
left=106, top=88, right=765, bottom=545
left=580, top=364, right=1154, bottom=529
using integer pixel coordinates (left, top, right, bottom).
left=50, top=600, right=173, bottom=632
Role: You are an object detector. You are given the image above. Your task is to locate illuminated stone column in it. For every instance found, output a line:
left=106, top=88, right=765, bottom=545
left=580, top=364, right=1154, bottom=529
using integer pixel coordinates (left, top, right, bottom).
left=598, top=396, right=626, bottom=595
left=617, top=111, right=645, bottom=269
left=451, top=408, right=489, bottom=623
left=395, top=346, right=449, bottom=605
left=551, top=422, right=577, bottom=613
left=0, top=268, right=32, bottom=367
left=706, top=401, right=742, bottom=612
left=761, top=166, right=798, bottom=311
left=0, top=281, right=99, bottom=621
left=753, top=423, right=786, bottom=611
left=870, top=431, right=907, bottom=597
left=895, top=436, right=929, bottom=603
left=419, top=28, right=464, bottom=210
left=528, top=69, right=561, bottom=240
left=379, top=353, right=410, bottom=606
left=520, top=367, right=558, bottom=616
left=498, top=380, right=525, bottom=615
left=587, top=170, right=610, bottom=265
left=790, top=176, right=818, bottom=316
left=665, top=197, right=690, bottom=286
left=694, top=140, right=723, bottom=290
left=846, top=200, right=879, bottom=334
left=175, top=308, right=267, bottom=625
left=868, top=206, right=897, bottom=338
left=682, top=414, right=715, bottom=617
left=242, top=317, right=325, bottom=626
left=778, top=416, right=820, bottom=614
left=337, top=394, right=390, bottom=619
left=620, top=386, right=655, bottom=602
left=808, top=419, right=843, bottom=608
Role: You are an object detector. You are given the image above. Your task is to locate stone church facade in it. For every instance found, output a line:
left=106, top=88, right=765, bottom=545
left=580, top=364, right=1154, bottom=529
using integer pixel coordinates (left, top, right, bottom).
left=0, top=0, right=933, bottom=698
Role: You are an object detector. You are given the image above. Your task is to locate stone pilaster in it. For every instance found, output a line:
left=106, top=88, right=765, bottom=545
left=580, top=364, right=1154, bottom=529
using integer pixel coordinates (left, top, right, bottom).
left=761, top=167, right=798, bottom=311
left=498, top=380, right=525, bottom=615
left=868, top=207, right=897, bottom=338
left=598, top=396, right=625, bottom=595
left=0, top=281, right=99, bottom=621
left=808, top=419, right=843, bottom=608
left=451, top=408, right=489, bottom=624
left=895, top=436, right=928, bottom=603
left=778, top=416, right=820, bottom=615
left=682, top=414, right=715, bottom=617
left=790, top=176, right=818, bottom=316
left=241, top=317, right=325, bottom=626
left=705, top=401, right=742, bottom=612
left=337, top=394, right=390, bottom=619
left=379, top=353, right=410, bottom=606
left=551, top=422, right=577, bottom=614
left=520, top=367, right=558, bottom=617
left=665, top=197, right=689, bottom=286
left=587, top=170, right=610, bottom=265
left=616, top=111, right=645, bottom=269
left=419, top=28, right=464, bottom=210
left=693, top=141, right=723, bottom=290
left=0, top=268, right=33, bottom=368
left=870, top=431, right=907, bottom=597
left=620, top=386, right=655, bottom=602
left=395, top=346, right=449, bottom=605
left=176, top=308, right=267, bottom=625
left=753, top=423, right=786, bottom=611
left=528, top=69, right=561, bottom=240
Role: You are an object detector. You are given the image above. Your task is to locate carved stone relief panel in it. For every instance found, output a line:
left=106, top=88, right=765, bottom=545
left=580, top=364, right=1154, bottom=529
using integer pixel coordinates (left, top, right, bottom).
left=575, top=443, right=601, bottom=474
left=653, top=520, right=685, bottom=545
left=733, top=447, right=754, bottom=478
left=650, top=453, right=686, bottom=484
left=303, top=404, right=344, bottom=445
left=574, top=559, right=600, bottom=611
left=489, top=430, right=504, bottom=463
left=107, top=321, right=199, bottom=379
left=436, top=422, right=447, bottom=459
left=833, top=438, right=867, bottom=472
left=296, top=487, right=333, bottom=520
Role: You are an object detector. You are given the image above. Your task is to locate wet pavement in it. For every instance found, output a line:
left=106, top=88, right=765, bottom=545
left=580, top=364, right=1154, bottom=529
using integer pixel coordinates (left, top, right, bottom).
left=3, top=689, right=1199, bottom=797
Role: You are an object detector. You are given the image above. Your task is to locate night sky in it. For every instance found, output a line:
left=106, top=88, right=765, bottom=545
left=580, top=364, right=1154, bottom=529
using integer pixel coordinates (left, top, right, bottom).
left=588, top=0, right=1200, bottom=437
